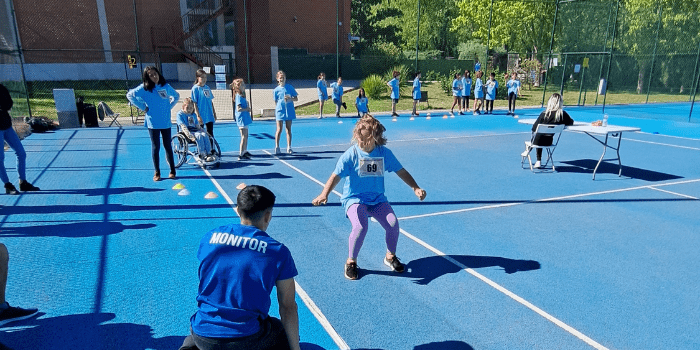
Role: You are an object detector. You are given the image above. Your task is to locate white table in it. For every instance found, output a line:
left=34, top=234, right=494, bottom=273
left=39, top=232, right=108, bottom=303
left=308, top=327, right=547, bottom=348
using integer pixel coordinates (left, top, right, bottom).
left=519, top=119, right=641, bottom=180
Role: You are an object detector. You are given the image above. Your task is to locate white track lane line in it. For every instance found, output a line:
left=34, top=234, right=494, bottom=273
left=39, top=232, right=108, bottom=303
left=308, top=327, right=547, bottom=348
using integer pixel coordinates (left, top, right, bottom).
left=398, top=178, right=700, bottom=221
left=201, top=164, right=350, bottom=350
left=648, top=186, right=699, bottom=199
left=267, top=153, right=610, bottom=349
left=623, top=138, right=700, bottom=151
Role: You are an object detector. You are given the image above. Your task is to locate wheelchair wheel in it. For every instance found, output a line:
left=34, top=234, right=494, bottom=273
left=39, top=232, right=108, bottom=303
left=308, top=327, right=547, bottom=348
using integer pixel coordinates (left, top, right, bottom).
left=212, top=137, right=222, bottom=157
left=171, top=134, right=188, bottom=168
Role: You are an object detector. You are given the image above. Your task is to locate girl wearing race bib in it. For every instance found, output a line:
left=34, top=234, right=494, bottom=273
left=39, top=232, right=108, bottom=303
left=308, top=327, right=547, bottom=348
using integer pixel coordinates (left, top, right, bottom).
left=355, top=88, right=369, bottom=118
left=191, top=69, right=217, bottom=142
left=507, top=72, right=522, bottom=116
left=472, top=71, right=484, bottom=115
left=273, top=70, right=298, bottom=154
left=127, top=66, right=180, bottom=181
left=461, top=70, right=472, bottom=112
left=317, top=72, right=328, bottom=119
left=450, top=73, right=463, bottom=115
left=387, top=71, right=400, bottom=117
left=312, top=115, right=426, bottom=280
left=231, top=78, right=252, bottom=160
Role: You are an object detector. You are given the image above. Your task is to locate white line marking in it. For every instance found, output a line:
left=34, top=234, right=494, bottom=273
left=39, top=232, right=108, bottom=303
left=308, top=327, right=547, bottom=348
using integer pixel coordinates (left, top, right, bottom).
left=273, top=156, right=611, bottom=349
left=624, top=138, right=700, bottom=151
left=648, top=186, right=698, bottom=199
left=200, top=165, right=350, bottom=350
left=397, top=178, right=700, bottom=221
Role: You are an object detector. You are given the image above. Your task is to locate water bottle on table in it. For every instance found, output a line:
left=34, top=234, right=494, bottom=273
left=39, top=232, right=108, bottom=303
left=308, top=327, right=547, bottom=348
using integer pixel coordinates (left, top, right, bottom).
left=602, top=114, right=608, bottom=127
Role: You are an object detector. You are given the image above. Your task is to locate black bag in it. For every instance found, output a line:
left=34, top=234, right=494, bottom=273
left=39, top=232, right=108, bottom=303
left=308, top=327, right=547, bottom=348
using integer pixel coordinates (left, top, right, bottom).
left=83, top=103, right=99, bottom=127
left=26, top=117, right=51, bottom=133
left=76, top=96, right=85, bottom=126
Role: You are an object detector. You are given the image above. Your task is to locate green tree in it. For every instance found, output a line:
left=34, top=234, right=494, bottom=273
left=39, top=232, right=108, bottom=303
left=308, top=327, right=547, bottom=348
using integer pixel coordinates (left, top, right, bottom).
left=351, top=0, right=403, bottom=56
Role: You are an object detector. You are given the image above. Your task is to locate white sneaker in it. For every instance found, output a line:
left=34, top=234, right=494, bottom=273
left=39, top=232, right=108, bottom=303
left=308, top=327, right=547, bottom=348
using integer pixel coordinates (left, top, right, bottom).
left=318, top=115, right=323, bottom=119
left=534, top=161, right=542, bottom=168
left=274, top=147, right=281, bottom=155
left=205, top=155, right=216, bottom=162
left=521, top=149, right=530, bottom=157
left=287, top=148, right=293, bottom=154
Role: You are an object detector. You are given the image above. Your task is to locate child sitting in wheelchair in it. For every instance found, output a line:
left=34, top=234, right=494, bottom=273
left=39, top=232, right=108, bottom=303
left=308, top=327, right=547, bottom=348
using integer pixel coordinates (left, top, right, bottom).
left=177, top=98, right=216, bottom=163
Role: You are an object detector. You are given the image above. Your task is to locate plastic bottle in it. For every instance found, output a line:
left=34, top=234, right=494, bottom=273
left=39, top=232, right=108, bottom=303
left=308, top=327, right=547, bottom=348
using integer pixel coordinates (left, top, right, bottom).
left=602, top=114, right=608, bottom=127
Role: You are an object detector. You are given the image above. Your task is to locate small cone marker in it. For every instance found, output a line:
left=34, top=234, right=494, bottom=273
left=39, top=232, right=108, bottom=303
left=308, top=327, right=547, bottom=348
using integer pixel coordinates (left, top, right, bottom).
left=205, top=191, right=218, bottom=199
left=236, top=183, right=247, bottom=190
left=178, top=189, right=190, bottom=196
left=409, top=117, right=415, bottom=121
left=426, top=116, right=431, bottom=120
left=392, top=118, right=397, bottom=122
left=172, top=183, right=185, bottom=190
left=450, top=114, right=455, bottom=118
left=338, top=121, right=343, bottom=124
left=443, top=115, right=448, bottom=119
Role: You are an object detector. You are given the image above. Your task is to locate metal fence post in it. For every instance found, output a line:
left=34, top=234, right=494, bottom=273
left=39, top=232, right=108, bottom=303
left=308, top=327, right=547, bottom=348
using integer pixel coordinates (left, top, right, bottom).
left=601, top=0, right=620, bottom=114
left=9, top=0, right=32, bottom=117
left=689, top=40, right=700, bottom=122
left=645, top=2, right=662, bottom=103
left=595, top=3, right=614, bottom=106
left=542, top=0, right=560, bottom=107
left=415, top=0, right=420, bottom=73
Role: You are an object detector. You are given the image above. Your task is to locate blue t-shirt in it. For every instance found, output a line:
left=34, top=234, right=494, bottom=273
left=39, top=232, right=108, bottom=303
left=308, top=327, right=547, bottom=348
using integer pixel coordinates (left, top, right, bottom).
left=176, top=110, right=199, bottom=132
left=412, top=77, right=421, bottom=100
left=462, top=77, right=471, bottom=96
left=356, top=97, right=368, bottom=113
left=191, top=84, right=215, bottom=124
left=452, top=79, right=463, bottom=97
left=191, top=224, right=298, bottom=338
left=317, top=79, right=328, bottom=100
left=331, top=82, right=343, bottom=101
left=333, top=144, right=403, bottom=214
left=388, top=78, right=400, bottom=99
left=235, top=94, right=252, bottom=128
left=473, top=78, right=484, bottom=98
left=507, top=79, right=521, bottom=96
left=485, top=79, right=498, bottom=100
left=273, top=84, right=298, bottom=121
left=126, top=83, right=179, bottom=129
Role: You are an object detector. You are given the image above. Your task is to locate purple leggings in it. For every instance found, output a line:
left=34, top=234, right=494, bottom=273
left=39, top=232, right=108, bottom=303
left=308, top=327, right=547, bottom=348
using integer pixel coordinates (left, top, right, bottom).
left=347, top=202, right=399, bottom=259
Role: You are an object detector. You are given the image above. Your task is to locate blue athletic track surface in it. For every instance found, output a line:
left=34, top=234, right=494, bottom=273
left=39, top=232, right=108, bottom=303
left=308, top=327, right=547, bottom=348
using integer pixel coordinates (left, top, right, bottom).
left=1, top=102, right=699, bottom=350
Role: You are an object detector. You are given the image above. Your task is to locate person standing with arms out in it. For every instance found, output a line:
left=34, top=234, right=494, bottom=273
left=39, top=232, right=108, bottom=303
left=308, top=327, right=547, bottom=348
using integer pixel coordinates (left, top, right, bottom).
left=191, top=69, right=217, bottom=151
left=232, top=78, right=253, bottom=160
left=355, top=88, right=370, bottom=118
left=484, top=72, right=498, bottom=114
left=461, top=70, right=472, bottom=113
left=387, top=71, right=401, bottom=117
left=0, top=83, right=39, bottom=194
left=524, top=93, right=574, bottom=168
left=330, top=77, right=346, bottom=118
left=450, top=73, right=463, bottom=115
left=273, top=71, right=298, bottom=155
left=472, top=71, right=484, bottom=115
left=317, top=72, right=328, bottom=119
left=312, top=115, right=427, bottom=280
left=506, top=72, right=522, bottom=116
left=411, top=71, right=422, bottom=117
left=127, top=66, right=180, bottom=181
left=178, top=185, right=301, bottom=350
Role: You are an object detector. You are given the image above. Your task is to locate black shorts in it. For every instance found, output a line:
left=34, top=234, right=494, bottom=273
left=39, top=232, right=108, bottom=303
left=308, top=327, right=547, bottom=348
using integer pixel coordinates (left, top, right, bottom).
left=392, top=98, right=399, bottom=104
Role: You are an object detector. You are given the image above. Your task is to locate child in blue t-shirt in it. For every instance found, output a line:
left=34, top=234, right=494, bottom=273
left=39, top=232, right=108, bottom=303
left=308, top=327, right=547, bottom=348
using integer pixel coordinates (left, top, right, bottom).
left=450, top=73, right=463, bottom=115
left=484, top=72, right=498, bottom=114
left=317, top=72, right=328, bottom=119
left=387, top=71, right=400, bottom=117
left=411, top=72, right=421, bottom=116
left=273, top=70, right=298, bottom=154
left=461, top=70, right=472, bottom=112
left=312, top=115, right=426, bottom=280
left=176, top=97, right=214, bottom=162
left=331, top=77, right=346, bottom=118
left=472, top=71, right=484, bottom=115
left=191, top=69, right=217, bottom=139
left=355, top=88, right=369, bottom=118
left=231, top=78, right=253, bottom=160
left=506, top=72, right=522, bottom=115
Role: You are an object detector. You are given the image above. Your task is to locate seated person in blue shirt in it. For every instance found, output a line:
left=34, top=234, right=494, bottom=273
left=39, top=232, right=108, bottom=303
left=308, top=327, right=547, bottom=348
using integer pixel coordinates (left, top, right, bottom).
left=179, top=185, right=301, bottom=350
left=176, top=97, right=215, bottom=162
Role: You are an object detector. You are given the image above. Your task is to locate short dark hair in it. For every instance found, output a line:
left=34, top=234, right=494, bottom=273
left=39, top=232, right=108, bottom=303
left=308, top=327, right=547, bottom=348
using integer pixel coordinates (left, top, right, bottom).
left=237, top=185, right=276, bottom=221
left=142, top=66, right=166, bottom=92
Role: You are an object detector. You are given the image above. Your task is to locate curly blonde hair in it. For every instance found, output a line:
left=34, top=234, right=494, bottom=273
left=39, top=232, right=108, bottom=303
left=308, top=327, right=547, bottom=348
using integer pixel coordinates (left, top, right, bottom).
left=230, top=78, right=245, bottom=97
left=352, top=114, right=387, bottom=146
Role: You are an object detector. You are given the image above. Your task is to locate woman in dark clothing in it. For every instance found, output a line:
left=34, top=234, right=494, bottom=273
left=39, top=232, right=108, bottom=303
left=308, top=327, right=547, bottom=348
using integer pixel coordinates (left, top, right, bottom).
left=0, top=84, right=39, bottom=194
left=527, top=93, right=574, bottom=168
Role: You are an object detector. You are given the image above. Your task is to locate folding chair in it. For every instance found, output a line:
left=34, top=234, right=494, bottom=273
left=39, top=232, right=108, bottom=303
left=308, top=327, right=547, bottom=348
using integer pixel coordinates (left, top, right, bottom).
left=97, top=101, right=122, bottom=127
left=521, top=124, right=565, bottom=172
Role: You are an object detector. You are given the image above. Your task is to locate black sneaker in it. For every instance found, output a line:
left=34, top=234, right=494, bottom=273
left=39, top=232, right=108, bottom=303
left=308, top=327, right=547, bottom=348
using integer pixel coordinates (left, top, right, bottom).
left=4, top=183, right=18, bottom=195
left=0, top=304, right=39, bottom=326
left=384, top=255, right=405, bottom=273
left=344, top=261, right=359, bottom=280
left=18, top=181, right=39, bottom=192
left=342, top=102, right=347, bottom=110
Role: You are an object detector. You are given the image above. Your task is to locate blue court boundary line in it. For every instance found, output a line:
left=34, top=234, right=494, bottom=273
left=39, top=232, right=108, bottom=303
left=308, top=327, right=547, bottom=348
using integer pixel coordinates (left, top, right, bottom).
left=263, top=150, right=612, bottom=350
left=199, top=164, right=351, bottom=350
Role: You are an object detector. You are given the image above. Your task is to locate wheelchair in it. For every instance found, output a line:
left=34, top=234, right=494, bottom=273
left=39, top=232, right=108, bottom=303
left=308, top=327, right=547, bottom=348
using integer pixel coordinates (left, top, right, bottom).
left=171, top=125, right=221, bottom=169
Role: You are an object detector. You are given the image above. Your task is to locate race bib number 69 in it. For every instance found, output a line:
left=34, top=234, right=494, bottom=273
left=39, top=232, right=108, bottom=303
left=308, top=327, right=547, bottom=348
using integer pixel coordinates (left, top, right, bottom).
left=359, top=157, right=384, bottom=177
